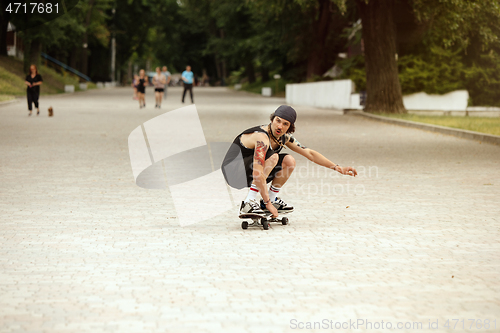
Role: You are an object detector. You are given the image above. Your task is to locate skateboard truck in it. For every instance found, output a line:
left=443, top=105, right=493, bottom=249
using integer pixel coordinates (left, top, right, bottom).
left=240, top=214, right=289, bottom=230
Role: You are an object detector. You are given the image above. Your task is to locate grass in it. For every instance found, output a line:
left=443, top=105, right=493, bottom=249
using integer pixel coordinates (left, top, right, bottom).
left=0, top=56, right=96, bottom=96
left=239, top=78, right=288, bottom=97
left=0, top=65, right=26, bottom=95
left=378, top=113, right=500, bottom=136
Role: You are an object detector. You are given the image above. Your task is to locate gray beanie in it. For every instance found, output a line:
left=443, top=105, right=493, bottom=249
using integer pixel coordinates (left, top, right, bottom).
left=274, top=105, right=297, bottom=124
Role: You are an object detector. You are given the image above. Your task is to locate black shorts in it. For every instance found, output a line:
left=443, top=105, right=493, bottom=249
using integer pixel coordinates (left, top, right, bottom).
left=137, top=86, right=145, bottom=94
left=243, top=153, right=288, bottom=187
left=155, top=88, right=164, bottom=92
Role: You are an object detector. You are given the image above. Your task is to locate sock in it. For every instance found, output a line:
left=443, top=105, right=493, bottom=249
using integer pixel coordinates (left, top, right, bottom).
left=244, top=184, right=259, bottom=202
left=269, top=185, right=281, bottom=202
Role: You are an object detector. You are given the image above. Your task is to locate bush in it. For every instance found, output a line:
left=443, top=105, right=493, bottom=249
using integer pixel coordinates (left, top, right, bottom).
left=337, top=55, right=366, bottom=91
left=465, top=51, right=500, bottom=107
left=398, top=47, right=466, bottom=95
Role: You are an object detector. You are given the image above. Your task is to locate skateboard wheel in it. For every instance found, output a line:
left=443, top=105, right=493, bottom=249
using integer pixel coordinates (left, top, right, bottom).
left=262, top=220, right=269, bottom=230
left=282, top=217, right=288, bottom=225
left=242, top=221, right=248, bottom=229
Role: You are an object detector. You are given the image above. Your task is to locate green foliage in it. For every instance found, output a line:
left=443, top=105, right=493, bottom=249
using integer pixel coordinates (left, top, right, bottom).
left=38, top=65, right=84, bottom=91
left=0, top=66, right=25, bottom=95
left=464, top=51, right=500, bottom=106
left=7, top=0, right=500, bottom=102
left=412, top=0, right=500, bottom=50
left=398, top=47, right=466, bottom=95
left=337, top=55, right=366, bottom=91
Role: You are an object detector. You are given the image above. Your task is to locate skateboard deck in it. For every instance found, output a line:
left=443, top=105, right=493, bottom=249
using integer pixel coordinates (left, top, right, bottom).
left=239, top=211, right=291, bottom=230
left=238, top=212, right=265, bottom=219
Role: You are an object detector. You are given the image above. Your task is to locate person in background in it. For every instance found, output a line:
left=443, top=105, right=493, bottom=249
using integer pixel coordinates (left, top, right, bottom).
left=132, top=74, right=139, bottom=100
left=161, top=66, right=171, bottom=98
left=153, top=67, right=166, bottom=108
left=137, top=69, right=147, bottom=109
left=201, top=70, right=209, bottom=86
left=25, top=64, right=43, bottom=116
left=181, top=65, right=194, bottom=104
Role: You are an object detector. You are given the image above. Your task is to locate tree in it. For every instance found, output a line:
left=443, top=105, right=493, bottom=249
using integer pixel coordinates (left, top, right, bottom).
left=332, top=0, right=500, bottom=113
left=355, top=0, right=406, bottom=113
left=0, top=0, right=11, bottom=56
left=250, top=0, right=352, bottom=80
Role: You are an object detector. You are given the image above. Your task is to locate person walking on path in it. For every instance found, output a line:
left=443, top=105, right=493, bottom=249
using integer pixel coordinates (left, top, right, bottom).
left=222, top=105, right=358, bottom=218
left=25, top=64, right=43, bottom=116
left=132, top=74, right=139, bottom=100
left=161, top=66, right=171, bottom=98
left=153, top=67, right=167, bottom=108
left=181, top=65, right=194, bottom=104
left=137, top=69, right=147, bottom=109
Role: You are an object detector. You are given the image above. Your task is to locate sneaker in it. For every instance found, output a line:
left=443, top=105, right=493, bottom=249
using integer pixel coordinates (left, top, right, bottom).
left=239, top=199, right=265, bottom=217
left=261, top=197, right=294, bottom=213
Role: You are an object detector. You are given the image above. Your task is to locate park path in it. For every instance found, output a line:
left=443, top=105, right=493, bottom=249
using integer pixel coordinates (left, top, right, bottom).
left=0, top=87, right=499, bottom=332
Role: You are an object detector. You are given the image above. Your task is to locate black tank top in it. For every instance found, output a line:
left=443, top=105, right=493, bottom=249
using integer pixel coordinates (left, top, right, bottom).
left=222, top=125, right=288, bottom=189
left=233, top=125, right=287, bottom=158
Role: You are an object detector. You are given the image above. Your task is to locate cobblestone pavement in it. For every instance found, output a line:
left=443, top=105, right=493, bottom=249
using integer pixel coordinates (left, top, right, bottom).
left=1, top=87, right=499, bottom=333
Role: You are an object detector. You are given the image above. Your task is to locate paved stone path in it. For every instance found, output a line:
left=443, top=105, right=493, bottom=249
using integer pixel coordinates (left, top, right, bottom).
left=1, top=87, right=499, bottom=332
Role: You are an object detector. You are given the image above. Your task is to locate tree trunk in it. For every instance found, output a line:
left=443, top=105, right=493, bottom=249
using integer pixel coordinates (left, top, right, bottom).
left=261, top=65, right=269, bottom=82
left=305, top=0, right=331, bottom=79
left=0, top=3, right=10, bottom=56
left=29, top=39, right=42, bottom=67
left=214, top=55, right=221, bottom=80
left=69, top=46, right=79, bottom=70
left=221, top=59, right=227, bottom=86
left=219, top=29, right=227, bottom=86
left=80, top=42, right=89, bottom=75
left=80, top=0, right=96, bottom=76
left=245, top=61, right=255, bottom=84
left=23, top=39, right=42, bottom=72
left=356, top=0, right=406, bottom=114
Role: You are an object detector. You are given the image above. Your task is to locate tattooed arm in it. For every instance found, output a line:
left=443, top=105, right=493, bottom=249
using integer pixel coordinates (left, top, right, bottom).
left=249, top=134, right=273, bottom=203
left=250, top=134, right=279, bottom=217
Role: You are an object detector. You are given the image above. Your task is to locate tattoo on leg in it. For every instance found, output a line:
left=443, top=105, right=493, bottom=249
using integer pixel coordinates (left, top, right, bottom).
left=254, top=140, right=267, bottom=166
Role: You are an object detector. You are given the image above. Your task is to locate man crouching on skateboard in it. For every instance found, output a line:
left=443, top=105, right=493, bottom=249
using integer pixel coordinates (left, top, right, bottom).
left=222, top=105, right=357, bottom=218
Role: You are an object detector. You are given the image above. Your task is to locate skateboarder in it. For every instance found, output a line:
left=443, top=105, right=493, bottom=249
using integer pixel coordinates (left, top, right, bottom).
left=222, top=105, right=357, bottom=218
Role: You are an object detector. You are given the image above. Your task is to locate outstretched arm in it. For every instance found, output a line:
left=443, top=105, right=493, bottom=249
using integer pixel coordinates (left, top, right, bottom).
left=286, top=139, right=357, bottom=176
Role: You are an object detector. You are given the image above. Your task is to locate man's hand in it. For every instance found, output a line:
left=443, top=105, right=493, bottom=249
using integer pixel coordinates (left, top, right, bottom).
left=336, top=166, right=357, bottom=177
left=266, top=202, right=279, bottom=218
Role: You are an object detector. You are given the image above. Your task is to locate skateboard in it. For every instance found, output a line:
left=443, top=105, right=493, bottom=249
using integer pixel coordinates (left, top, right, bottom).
left=239, top=212, right=290, bottom=230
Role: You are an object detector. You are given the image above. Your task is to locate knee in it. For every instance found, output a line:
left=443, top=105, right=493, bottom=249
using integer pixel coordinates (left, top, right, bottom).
left=283, top=155, right=296, bottom=172
left=268, top=153, right=279, bottom=167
